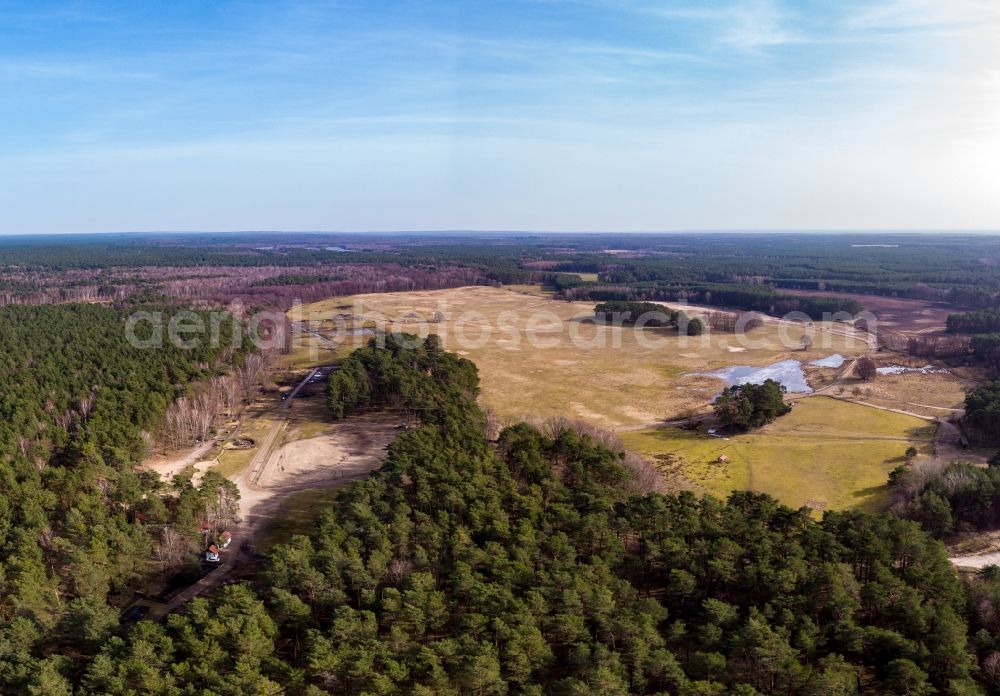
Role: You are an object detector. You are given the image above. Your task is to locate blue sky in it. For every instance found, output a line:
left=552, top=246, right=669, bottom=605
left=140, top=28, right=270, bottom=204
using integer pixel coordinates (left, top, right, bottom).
left=1, top=0, right=998, bottom=232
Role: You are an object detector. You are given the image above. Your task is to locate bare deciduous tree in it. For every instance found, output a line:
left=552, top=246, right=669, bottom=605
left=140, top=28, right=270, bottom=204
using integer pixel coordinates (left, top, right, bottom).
left=216, top=374, right=241, bottom=417
left=857, top=356, right=877, bottom=381
left=483, top=406, right=502, bottom=442
left=983, top=652, right=1000, bottom=691
left=156, top=526, right=189, bottom=574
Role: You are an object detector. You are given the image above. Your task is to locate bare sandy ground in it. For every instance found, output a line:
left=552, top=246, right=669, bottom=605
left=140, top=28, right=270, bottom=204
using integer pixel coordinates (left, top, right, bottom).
left=951, top=550, right=1000, bottom=570
left=240, top=411, right=399, bottom=528
left=143, top=440, right=217, bottom=482
left=144, top=440, right=213, bottom=476
left=143, top=410, right=397, bottom=620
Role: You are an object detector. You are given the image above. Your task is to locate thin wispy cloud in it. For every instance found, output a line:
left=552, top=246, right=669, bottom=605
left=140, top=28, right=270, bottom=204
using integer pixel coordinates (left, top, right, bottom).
left=717, top=0, right=802, bottom=50
left=844, top=0, right=1000, bottom=32
left=0, top=0, right=997, bottom=232
left=0, top=60, right=158, bottom=82
left=640, top=0, right=804, bottom=50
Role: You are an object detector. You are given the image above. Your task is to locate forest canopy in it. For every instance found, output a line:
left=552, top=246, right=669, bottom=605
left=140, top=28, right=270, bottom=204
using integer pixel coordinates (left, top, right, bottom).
left=2, top=329, right=996, bottom=693
left=129, top=335, right=978, bottom=695
left=0, top=303, right=248, bottom=691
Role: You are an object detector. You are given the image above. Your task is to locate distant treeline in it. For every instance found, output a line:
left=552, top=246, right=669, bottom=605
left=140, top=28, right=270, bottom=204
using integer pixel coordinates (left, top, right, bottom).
left=947, top=310, right=1000, bottom=335
left=0, top=262, right=490, bottom=312
left=939, top=311, right=1000, bottom=371
left=903, top=334, right=972, bottom=360
left=6, top=233, right=1000, bottom=314
left=254, top=272, right=346, bottom=286
left=578, top=284, right=861, bottom=320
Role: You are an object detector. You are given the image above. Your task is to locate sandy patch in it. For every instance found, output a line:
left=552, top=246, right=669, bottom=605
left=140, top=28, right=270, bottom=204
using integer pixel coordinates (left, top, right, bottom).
left=255, top=413, right=398, bottom=490
left=144, top=440, right=216, bottom=480
left=569, top=401, right=609, bottom=425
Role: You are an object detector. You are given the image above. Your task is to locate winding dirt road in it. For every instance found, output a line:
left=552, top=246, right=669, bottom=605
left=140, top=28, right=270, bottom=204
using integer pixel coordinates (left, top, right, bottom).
left=142, top=367, right=395, bottom=620
left=950, top=550, right=1000, bottom=571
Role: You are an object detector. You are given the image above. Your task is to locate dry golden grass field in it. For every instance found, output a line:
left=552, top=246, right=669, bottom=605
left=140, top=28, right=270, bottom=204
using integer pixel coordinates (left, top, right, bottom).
left=842, top=360, right=976, bottom=418
left=290, top=286, right=871, bottom=428
left=285, top=286, right=967, bottom=513
left=622, top=397, right=936, bottom=513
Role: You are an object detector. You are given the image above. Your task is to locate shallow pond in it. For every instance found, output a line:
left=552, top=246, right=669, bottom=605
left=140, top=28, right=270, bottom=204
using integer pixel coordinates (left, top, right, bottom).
left=810, top=354, right=845, bottom=368
left=876, top=364, right=947, bottom=375
left=696, top=359, right=812, bottom=394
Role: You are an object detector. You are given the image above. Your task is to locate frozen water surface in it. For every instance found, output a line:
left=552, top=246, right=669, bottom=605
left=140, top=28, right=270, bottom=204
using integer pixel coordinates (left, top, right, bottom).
left=876, top=364, right=946, bottom=376
left=696, top=359, right=812, bottom=394
left=810, top=354, right=845, bottom=368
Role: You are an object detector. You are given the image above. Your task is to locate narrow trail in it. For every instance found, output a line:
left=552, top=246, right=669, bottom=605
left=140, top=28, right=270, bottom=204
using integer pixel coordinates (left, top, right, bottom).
left=146, top=367, right=325, bottom=620
left=950, top=550, right=1000, bottom=571
left=291, top=320, right=341, bottom=350
left=245, top=367, right=319, bottom=488
left=820, top=396, right=939, bottom=422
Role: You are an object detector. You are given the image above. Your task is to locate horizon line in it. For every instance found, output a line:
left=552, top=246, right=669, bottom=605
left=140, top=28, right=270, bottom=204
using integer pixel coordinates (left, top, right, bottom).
left=3, top=228, right=1000, bottom=238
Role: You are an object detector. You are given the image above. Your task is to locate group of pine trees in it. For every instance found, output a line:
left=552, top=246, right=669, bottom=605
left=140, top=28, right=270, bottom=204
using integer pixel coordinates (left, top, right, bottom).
left=713, top=379, right=792, bottom=431
left=592, top=302, right=704, bottom=336
left=942, top=310, right=1000, bottom=370
left=13, top=326, right=1000, bottom=693
left=948, top=311, right=1000, bottom=336
left=50, top=334, right=993, bottom=694
left=579, top=285, right=862, bottom=321
left=0, top=303, right=256, bottom=690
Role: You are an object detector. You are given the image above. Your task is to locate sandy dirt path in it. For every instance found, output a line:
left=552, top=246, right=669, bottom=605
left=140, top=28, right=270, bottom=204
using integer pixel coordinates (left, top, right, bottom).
left=143, top=368, right=396, bottom=619
left=950, top=551, right=1000, bottom=570
left=143, top=440, right=216, bottom=481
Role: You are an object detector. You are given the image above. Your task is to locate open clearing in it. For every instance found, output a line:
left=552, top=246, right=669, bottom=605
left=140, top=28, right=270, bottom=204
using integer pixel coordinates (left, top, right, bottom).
left=252, top=412, right=396, bottom=492
left=838, top=357, right=977, bottom=418
left=258, top=486, right=348, bottom=548
left=287, top=286, right=973, bottom=514
left=290, top=286, right=870, bottom=428
left=622, top=397, right=935, bottom=512
left=140, top=358, right=397, bottom=619
left=782, top=288, right=960, bottom=335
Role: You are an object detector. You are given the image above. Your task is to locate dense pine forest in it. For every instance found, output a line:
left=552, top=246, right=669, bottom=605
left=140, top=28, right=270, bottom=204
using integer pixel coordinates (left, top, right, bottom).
left=0, top=304, right=250, bottom=691
left=20, top=334, right=988, bottom=694
left=7, top=234, right=1000, bottom=692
